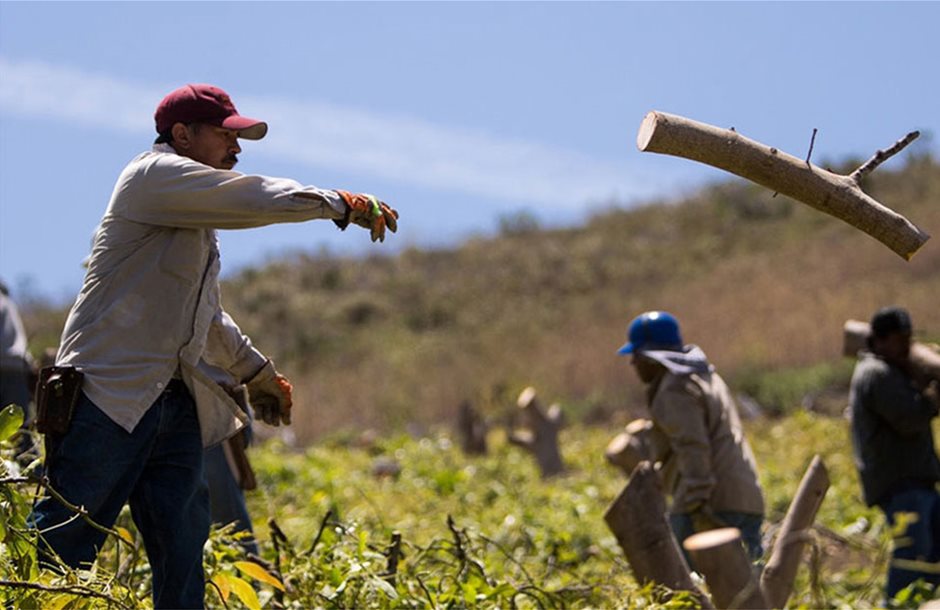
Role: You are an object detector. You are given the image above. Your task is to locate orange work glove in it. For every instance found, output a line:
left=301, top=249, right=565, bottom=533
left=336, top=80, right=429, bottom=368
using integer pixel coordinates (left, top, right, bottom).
left=245, top=360, right=293, bottom=426
left=333, top=190, right=399, bottom=243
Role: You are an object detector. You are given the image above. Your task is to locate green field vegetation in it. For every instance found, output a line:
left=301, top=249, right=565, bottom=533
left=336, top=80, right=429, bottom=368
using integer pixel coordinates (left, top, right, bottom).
left=3, top=407, right=938, bottom=608
left=5, top=153, right=939, bottom=607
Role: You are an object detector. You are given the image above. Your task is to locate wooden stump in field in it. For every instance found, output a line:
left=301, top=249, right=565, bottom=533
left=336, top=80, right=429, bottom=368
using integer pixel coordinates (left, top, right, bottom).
left=760, top=455, right=830, bottom=609
left=508, top=387, right=566, bottom=478
left=684, top=528, right=767, bottom=609
left=604, top=461, right=714, bottom=608
left=456, top=400, right=488, bottom=455
left=604, top=418, right=654, bottom=475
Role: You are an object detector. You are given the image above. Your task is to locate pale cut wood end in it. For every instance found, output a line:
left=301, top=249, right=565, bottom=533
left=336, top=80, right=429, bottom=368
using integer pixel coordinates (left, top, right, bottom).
left=636, top=111, right=660, bottom=151
left=683, top=527, right=742, bottom=551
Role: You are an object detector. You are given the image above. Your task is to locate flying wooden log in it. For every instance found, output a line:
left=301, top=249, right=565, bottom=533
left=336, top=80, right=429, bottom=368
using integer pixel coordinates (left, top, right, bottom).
left=683, top=528, right=767, bottom=609
left=843, top=319, right=940, bottom=381
left=508, top=387, right=565, bottom=478
left=636, top=111, right=930, bottom=260
left=604, top=461, right=714, bottom=608
left=759, top=454, right=830, bottom=609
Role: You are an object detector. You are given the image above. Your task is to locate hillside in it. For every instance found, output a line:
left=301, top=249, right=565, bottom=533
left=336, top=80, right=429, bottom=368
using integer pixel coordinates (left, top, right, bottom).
left=20, top=155, right=940, bottom=444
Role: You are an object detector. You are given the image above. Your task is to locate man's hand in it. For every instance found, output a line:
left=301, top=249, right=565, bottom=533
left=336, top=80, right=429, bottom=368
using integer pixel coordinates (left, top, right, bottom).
left=334, top=190, right=399, bottom=242
left=689, top=503, right=725, bottom=533
left=925, top=379, right=940, bottom=414
left=245, top=360, right=293, bottom=426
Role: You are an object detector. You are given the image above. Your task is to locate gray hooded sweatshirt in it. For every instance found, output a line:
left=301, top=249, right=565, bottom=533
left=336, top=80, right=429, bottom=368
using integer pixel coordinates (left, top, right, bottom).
left=643, top=345, right=765, bottom=516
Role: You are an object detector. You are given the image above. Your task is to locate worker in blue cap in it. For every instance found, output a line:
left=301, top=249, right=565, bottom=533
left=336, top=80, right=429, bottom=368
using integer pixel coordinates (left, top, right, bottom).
left=618, top=311, right=765, bottom=562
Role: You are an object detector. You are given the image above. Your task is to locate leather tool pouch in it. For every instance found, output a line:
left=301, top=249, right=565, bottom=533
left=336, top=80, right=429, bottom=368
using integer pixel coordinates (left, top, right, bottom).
left=36, top=366, right=84, bottom=436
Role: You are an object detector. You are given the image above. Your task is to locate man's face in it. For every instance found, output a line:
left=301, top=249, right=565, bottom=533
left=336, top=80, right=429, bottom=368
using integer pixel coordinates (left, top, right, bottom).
left=631, top=354, right=662, bottom=384
left=177, top=124, right=242, bottom=170
left=872, top=330, right=912, bottom=365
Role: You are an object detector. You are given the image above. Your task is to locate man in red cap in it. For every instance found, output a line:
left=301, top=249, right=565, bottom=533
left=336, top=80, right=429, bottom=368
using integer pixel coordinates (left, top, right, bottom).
left=30, top=84, right=398, bottom=609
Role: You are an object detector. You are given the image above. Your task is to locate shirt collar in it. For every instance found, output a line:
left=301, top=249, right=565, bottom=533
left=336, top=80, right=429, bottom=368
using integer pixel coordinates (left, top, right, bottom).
left=153, top=142, right=176, bottom=154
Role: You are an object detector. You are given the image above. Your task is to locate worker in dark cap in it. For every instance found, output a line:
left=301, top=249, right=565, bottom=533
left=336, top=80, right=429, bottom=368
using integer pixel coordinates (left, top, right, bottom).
left=849, top=306, right=940, bottom=600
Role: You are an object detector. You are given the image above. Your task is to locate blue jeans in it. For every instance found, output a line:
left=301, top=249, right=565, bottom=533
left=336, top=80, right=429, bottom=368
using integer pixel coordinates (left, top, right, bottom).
left=30, top=381, right=209, bottom=609
left=881, top=486, right=940, bottom=599
left=204, top=440, right=258, bottom=556
left=670, top=511, right=764, bottom=564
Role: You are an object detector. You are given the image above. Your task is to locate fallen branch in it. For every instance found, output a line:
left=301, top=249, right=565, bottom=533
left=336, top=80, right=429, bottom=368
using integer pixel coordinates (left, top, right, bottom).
left=0, top=476, right=31, bottom=485
left=0, top=579, right=130, bottom=608
left=636, top=111, right=930, bottom=260
left=307, top=509, right=334, bottom=556
left=34, top=476, right=134, bottom=550
left=760, top=454, right=830, bottom=609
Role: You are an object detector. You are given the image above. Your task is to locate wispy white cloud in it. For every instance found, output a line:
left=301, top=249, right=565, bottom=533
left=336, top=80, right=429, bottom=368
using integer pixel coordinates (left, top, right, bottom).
left=0, top=56, right=662, bottom=208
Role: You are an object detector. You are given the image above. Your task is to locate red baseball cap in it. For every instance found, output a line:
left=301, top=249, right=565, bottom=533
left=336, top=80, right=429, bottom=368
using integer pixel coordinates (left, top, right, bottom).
left=154, top=84, right=267, bottom=140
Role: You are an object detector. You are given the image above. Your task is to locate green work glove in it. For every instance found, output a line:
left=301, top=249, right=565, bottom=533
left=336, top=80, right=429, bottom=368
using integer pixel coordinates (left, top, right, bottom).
left=333, top=190, right=399, bottom=243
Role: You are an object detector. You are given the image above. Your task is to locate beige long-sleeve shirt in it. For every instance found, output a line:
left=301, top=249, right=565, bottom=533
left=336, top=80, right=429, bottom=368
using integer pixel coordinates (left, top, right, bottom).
left=645, top=358, right=764, bottom=516
left=57, top=143, right=346, bottom=446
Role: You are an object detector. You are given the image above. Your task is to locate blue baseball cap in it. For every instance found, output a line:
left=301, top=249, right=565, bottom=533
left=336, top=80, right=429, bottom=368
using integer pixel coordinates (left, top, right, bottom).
left=617, top=311, right=684, bottom=355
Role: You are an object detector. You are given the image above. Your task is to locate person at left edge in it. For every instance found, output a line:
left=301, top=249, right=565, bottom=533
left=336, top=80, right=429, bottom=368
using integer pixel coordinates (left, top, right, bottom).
left=30, top=83, right=399, bottom=609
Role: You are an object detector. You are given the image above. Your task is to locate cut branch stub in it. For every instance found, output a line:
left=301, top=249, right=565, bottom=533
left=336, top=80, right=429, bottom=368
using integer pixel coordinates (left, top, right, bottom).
left=759, top=454, right=830, bottom=609
left=604, top=461, right=714, bottom=608
left=508, top=386, right=566, bottom=478
left=637, top=111, right=930, bottom=260
left=684, top=528, right=767, bottom=609
left=605, top=418, right=654, bottom=475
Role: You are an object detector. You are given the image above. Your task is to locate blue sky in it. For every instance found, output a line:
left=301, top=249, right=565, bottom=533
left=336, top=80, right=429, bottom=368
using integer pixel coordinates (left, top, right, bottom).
left=2, top=1, right=939, bottom=303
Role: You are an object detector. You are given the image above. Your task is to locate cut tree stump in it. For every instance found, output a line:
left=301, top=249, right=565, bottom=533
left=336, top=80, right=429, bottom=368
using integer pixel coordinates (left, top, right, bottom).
left=605, top=418, right=654, bottom=475
left=684, top=528, right=767, bottom=609
left=508, top=387, right=566, bottom=478
left=843, top=319, right=940, bottom=381
left=456, top=400, right=488, bottom=455
left=760, top=454, right=830, bottom=610
left=604, top=462, right=714, bottom=609
left=637, top=111, right=930, bottom=260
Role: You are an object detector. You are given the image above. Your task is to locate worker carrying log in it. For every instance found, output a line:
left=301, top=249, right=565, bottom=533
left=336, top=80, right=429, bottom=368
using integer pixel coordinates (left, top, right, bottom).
left=616, top=311, right=765, bottom=561
left=847, top=306, right=940, bottom=601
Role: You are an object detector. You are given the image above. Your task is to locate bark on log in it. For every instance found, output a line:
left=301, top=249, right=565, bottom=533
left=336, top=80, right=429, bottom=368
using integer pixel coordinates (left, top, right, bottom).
left=684, top=528, right=767, bottom=609
left=456, top=400, right=488, bottom=455
left=508, top=387, right=565, bottom=478
left=843, top=319, right=940, bottom=381
left=605, top=418, right=654, bottom=475
left=760, top=454, right=830, bottom=609
left=637, top=111, right=930, bottom=260
left=604, top=462, right=714, bottom=609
